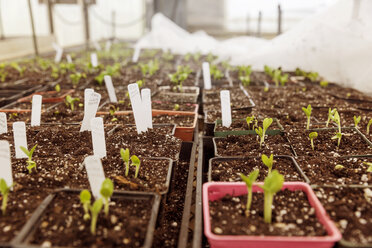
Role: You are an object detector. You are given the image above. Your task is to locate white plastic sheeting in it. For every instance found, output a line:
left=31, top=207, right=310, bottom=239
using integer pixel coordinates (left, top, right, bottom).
left=135, top=0, right=372, bottom=93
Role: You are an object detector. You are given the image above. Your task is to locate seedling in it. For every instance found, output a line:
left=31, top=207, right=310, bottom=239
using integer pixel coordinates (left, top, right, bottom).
left=309, top=132, right=318, bottom=150
left=69, top=72, right=86, bottom=85
left=320, top=81, right=328, bottom=87
left=261, top=154, right=274, bottom=174
left=120, top=148, right=130, bottom=176
left=131, top=155, right=141, bottom=178
left=302, top=104, right=312, bottom=130
left=332, top=111, right=341, bottom=134
left=306, top=72, right=319, bottom=82
left=239, top=75, right=251, bottom=87
left=326, top=108, right=336, bottom=127
left=331, top=132, right=343, bottom=148
left=0, top=179, right=11, bottom=215
left=246, top=116, right=256, bottom=129
left=210, top=64, right=223, bottom=81
left=90, top=198, right=103, bottom=235
left=65, top=95, right=80, bottom=111
left=80, top=189, right=91, bottom=220
left=173, top=104, right=180, bottom=111
left=10, top=62, right=25, bottom=77
left=334, top=164, right=344, bottom=170
left=240, top=169, right=259, bottom=216
left=55, top=84, right=61, bottom=92
left=364, top=162, right=372, bottom=172
left=264, top=65, right=274, bottom=77
left=255, top=118, right=273, bottom=147
left=237, top=65, right=252, bottom=77
left=354, top=116, right=361, bottom=129
left=100, top=178, right=114, bottom=216
left=367, top=119, right=372, bottom=135
left=259, top=170, right=284, bottom=224
left=20, top=145, right=37, bottom=173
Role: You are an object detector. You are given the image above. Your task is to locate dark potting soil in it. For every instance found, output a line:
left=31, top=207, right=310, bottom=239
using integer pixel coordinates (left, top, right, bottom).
left=329, top=87, right=372, bottom=102
left=203, top=92, right=253, bottom=111
left=152, top=93, right=197, bottom=103
left=215, top=118, right=281, bottom=132
left=210, top=157, right=306, bottom=182
left=106, top=125, right=182, bottom=160
left=0, top=186, right=49, bottom=243
left=203, top=88, right=247, bottom=104
left=209, top=189, right=327, bottom=236
left=3, top=101, right=54, bottom=111
left=99, top=100, right=197, bottom=112
left=205, top=110, right=252, bottom=123
left=296, top=156, right=372, bottom=185
left=214, top=134, right=293, bottom=157
left=314, top=187, right=372, bottom=244
left=42, top=103, right=84, bottom=123
left=30, top=191, right=153, bottom=248
left=288, top=128, right=372, bottom=157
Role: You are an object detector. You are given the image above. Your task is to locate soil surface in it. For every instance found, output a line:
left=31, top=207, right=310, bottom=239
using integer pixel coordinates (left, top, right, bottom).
left=215, top=118, right=281, bottom=132
left=209, top=189, right=327, bottom=236
left=205, top=110, right=252, bottom=123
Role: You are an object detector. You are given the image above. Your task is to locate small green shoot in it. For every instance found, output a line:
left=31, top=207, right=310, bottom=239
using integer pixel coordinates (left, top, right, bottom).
left=136, top=80, right=144, bottom=89
left=55, top=84, right=61, bottom=92
left=364, top=162, right=372, bottom=172
left=309, top=132, right=318, bottom=150
left=367, top=119, right=372, bottom=135
left=65, top=95, right=80, bottom=111
left=354, top=116, right=361, bottom=129
left=332, top=111, right=341, bottom=134
left=264, top=65, right=274, bottom=77
left=334, top=164, right=344, bottom=170
left=255, top=118, right=273, bottom=147
left=100, top=178, right=114, bottom=217
left=210, top=64, right=223, bottom=81
left=80, top=189, right=91, bottom=220
left=331, top=132, right=343, bottom=148
left=240, top=170, right=259, bottom=216
left=246, top=116, right=256, bottom=129
left=0, top=179, right=11, bottom=215
left=259, top=170, right=284, bottom=224
left=173, top=104, right=180, bottom=111
left=120, top=148, right=130, bottom=177
left=261, top=154, right=274, bottom=174
left=69, top=72, right=86, bottom=85
left=302, top=104, right=312, bottom=130
left=239, top=75, right=251, bottom=86
left=320, top=81, right=328, bottom=87
left=90, top=198, right=103, bottom=235
left=131, top=155, right=141, bottom=178
left=326, top=108, right=336, bottom=127
left=20, top=145, right=37, bottom=173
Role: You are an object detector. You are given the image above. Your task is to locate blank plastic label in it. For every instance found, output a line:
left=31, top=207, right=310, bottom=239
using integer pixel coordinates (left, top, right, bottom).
left=13, top=122, right=28, bottom=159
left=84, top=156, right=106, bottom=199
left=220, top=90, right=232, bottom=127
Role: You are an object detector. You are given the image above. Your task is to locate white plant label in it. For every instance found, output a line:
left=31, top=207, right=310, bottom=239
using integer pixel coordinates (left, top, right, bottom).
left=13, top=122, right=28, bottom=159
left=132, top=47, right=141, bottom=63
left=202, top=62, right=212, bottom=90
left=128, top=83, right=147, bottom=133
left=0, top=112, right=7, bottom=134
left=93, top=41, right=101, bottom=51
left=31, top=95, right=42, bottom=126
left=66, top=54, right=73, bottom=63
left=105, top=40, right=112, bottom=52
left=91, top=53, right=98, bottom=67
left=52, top=43, right=63, bottom=63
left=220, top=90, right=232, bottom=128
left=84, top=156, right=106, bottom=199
left=80, top=92, right=101, bottom=132
left=104, top=75, right=117, bottom=103
left=141, top=88, right=153, bottom=129
left=90, top=117, right=106, bottom=158
left=84, top=88, right=94, bottom=113
left=0, top=140, right=12, bottom=187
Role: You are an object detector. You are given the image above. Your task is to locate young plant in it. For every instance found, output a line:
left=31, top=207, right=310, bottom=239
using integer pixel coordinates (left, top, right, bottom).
left=120, top=148, right=130, bottom=177
left=261, top=154, right=274, bottom=174
left=131, top=155, right=141, bottom=178
left=320, top=81, right=329, bottom=87
left=240, top=169, right=259, bottom=216
left=80, top=189, right=91, bottom=220
left=332, top=110, right=341, bottom=134
left=237, top=65, right=252, bottom=77
left=173, top=104, right=180, bottom=111
left=364, top=162, right=372, bottom=172
left=210, top=64, right=223, bottom=81
left=10, top=62, right=25, bottom=77
left=100, top=178, right=114, bottom=217
left=306, top=71, right=319, bottom=82
left=264, top=65, right=274, bottom=77
left=302, top=104, right=312, bottom=130
left=239, top=75, right=251, bottom=87
left=55, top=84, right=61, bottom=93
left=246, top=116, right=256, bottom=129
left=65, top=95, right=80, bottom=111
left=69, top=72, right=86, bottom=85
left=0, top=179, right=11, bottom=215
left=260, top=170, right=284, bottom=224
left=331, top=132, right=343, bottom=148
left=255, top=118, right=273, bottom=147
left=326, top=108, right=336, bottom=127
left=334, top=164, right=344, bottom=170
left=354, top=116, right=361, bottom=129
left=20, top=145, right=37, bottom=173
left=309, top=131, right=318, bottom=150
left=367, top=119, right=372, bottom=135
left=90, top=198, right=103, bottom=235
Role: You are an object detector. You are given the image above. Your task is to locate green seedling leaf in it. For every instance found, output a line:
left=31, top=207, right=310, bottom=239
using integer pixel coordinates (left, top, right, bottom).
left=326, top=108, right=336, bottom=127
left=261, top=154, right=274, bottom=174
left=331, top=132, right=343, bottom=147
left=100, top=178, right=114, bottom=216
left=120, top=148, right=130, bottom=177
left=239, top=75, right=251, bottom=87
left=89, top=198, right=103, bottom=235
left=246, top=116, right=255, bottom=129
left=334, top=164, right=344, bottom=170
left=20, top=145, right=38, bottom=173
left=367, top=119, right=372, bottom=135
left=80, top=190, right=91, bottom=220
left=306, top=71, right=319, bottom=82
left=363, top=162, right=372, bottom=173
left=55, top=84, right=61, bottom=92
left=65, top=95, right=80, bottom=111
left=240, top=169, right=259, bottom=216
left=332, top=110, right=341, bottom=133
left=309, top=131, right=318, bottom=150
left=302, top=104, right=312, bottom=130
left=259, top=170, right=284, bottom=224
left=354, top=116, right=361, bottom=129
left=263, top=118, right=273, bottom=132
left=173, top=104, right=180, bottom=111
left=0, top=178, right=11, bottom=215
left=264, top=65, right=274, bottom=77
left=255, top=127, right=264, bottom=147
left=320, top=81, right=328, bottom=87
left=131, top=155, right=141, bottom=178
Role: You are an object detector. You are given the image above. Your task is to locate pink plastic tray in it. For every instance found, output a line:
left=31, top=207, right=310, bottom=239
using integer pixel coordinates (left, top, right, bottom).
left=203, top=182, right=341, bottom=248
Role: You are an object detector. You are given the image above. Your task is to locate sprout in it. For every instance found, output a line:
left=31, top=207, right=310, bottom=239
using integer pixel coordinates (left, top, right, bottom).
left=240, top=170, right=259, bottom=216
left=173, top=104, right=180, bottom=111
left=131, top=155, right=141, bottom=178
left=10, top=62, right=25, bottom=77
left=109, top=105, right=118, bottom=116
left=20, top=145, right=38, bottom=173
left=264, top=65, right=274, bottom=77
left=69, top=72, right=85, bottom=85
left=255, top=118, right=273, bottom=147
left=136, top=80, right=144, bottom=89
left=120, top=148, right=130, bottom=177
left=272, top=69, right=282, bottom=87
left=320, top=81, right=328, bottom=87
left=334, top=164, right=344, bottom=170
left=237, top=65, right=252, bottom=77
left=364, top=162, right=372, bottom=172
left=80, top=189, right=91, bottom=220
left=326, top=108, right=336, bottom=127
left=0, top=179, right=11, bottom=215
left=332, top=110, right=341, bottom=134
left=367, top=119, right=372, bottom=135
left=55, top=84, right=61, bottom=92
left=90, top=198, right=103, bottom=235
left=353, top=116, right=361, bottom=129
left=210, top=64, right=223, bottom=81
left=246, top=116, right=256, bottom=129
left=261, top=154, right=274, bottom=174
left=65, top=95, right=80, bottom=111
left=100, top=178, right=114, bottom=217
left=259, top=170, right=284, bottom=224
left=331, top=132, right=343, bottom=147
left=239, top=75, right=251, bottom=86
left=302, top=104, right=312, bottom=130
left=309, top=132, right=318, bottom=150
left=306, top=72, right=319, bottom=82
left=264, top=86, right=269, bottom=92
